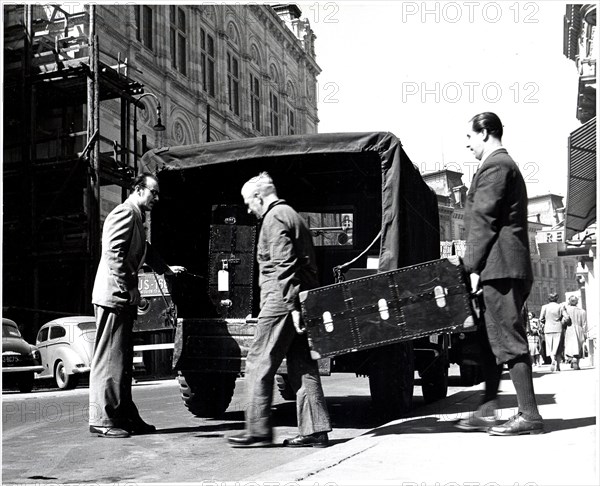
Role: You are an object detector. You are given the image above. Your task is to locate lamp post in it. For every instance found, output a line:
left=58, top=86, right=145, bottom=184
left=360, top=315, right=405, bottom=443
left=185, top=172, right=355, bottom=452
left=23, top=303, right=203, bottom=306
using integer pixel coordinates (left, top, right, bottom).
left=133, top=92, right=165, bottom=176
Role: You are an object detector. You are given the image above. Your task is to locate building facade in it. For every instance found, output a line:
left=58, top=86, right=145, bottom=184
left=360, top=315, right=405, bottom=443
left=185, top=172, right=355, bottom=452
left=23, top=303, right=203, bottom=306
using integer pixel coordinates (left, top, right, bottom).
left=2, top=4, right=320, bottom=335
left=99, top=4, right=320, bottom=150
left=561, top=4, right=597, bottom=346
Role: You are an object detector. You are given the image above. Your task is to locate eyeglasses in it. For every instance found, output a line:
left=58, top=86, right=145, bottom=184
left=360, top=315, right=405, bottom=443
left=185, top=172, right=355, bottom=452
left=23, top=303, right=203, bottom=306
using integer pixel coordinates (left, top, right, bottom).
left=140, top=184, right=160, bottom=197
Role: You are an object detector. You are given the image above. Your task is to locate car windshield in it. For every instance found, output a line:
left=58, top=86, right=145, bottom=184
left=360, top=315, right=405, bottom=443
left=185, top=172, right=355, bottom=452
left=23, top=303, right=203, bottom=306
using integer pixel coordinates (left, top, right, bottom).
left=77, top=322, right=96, bottom=332
left=2, top=323, right=22, bottom=338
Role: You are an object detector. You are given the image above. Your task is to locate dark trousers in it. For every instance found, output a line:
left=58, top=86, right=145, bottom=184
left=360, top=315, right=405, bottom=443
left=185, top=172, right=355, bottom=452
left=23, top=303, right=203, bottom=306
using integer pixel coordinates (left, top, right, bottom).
left=479, top=279, right=540, bottom=418
left=89, top=305, right=141, bottom=427
left=482, top=278, right=531, bottom=365
left=244, top=311, right=331, bottom=437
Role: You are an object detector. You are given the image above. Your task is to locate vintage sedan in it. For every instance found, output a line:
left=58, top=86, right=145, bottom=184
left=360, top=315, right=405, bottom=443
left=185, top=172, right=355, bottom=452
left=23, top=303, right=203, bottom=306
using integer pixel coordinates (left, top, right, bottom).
left=36, top=316, right=96, bottom=389
left=2, top=318, right=44, bottom=392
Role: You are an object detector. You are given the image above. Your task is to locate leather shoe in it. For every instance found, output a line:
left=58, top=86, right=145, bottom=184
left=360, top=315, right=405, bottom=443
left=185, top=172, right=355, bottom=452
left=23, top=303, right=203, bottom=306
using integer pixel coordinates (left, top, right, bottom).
left=488, top=413, right=544, bottom=436
left=89, top=425, right=130, bottom=438
left=455, top=414, right=497, bottom=432
left=126, top=419, right=157, bottom=435
left=228, top=433, right=273, bottom=448
left=283, top=432, right=329, bottom=448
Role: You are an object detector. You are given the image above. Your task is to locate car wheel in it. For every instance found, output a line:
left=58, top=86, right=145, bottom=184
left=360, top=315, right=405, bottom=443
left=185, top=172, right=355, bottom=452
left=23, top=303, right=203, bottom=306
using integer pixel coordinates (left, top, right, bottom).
left=55, top=360, right=79, bottom=390
left=17, top=372, right=34, bottom=393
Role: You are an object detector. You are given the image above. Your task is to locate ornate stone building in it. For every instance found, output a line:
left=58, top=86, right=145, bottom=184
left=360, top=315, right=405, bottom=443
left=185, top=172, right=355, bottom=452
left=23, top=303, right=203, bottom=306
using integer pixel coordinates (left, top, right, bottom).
left=99, top=4, right=320, bottom=149
left=2, top=4, right=320, bottom=331
left=561, top=3, right=596, bottom=342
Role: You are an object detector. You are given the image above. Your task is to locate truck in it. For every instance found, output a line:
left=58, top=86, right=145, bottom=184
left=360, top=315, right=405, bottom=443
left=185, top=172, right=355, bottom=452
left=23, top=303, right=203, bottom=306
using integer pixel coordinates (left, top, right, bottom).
left=135, top=132, right=474, bottom=420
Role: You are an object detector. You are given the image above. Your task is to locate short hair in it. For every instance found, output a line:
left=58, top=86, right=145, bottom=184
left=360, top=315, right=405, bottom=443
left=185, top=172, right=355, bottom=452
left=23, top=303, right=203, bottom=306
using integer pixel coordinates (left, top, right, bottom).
left=131, top=172, right=158, bottom=191
left=242, top=171, right=277, bottom=197
left=568, top=295, right=579, bottom=305
left=469, top=112, right=503, bottom=140
left=548, top=292, right=559, bottom=302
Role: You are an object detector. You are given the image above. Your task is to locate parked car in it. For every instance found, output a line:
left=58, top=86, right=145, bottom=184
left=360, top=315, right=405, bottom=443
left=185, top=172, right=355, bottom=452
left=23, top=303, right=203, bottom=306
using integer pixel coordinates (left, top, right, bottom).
left=36, top=316, right=96, bottom=389
left=2, top=318, right=44, bottom=392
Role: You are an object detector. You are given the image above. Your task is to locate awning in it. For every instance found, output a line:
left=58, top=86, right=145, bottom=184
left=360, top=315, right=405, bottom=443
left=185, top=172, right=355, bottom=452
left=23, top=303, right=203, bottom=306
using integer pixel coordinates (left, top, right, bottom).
left=566, top=117, right=596, bottom=239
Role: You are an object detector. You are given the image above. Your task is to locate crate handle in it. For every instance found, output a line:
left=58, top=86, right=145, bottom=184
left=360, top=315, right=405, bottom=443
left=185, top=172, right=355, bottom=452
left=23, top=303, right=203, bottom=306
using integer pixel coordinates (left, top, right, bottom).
left=378, top=298, right=390, bottom=320
left=434, top=286, right=447, bottom=308
left=323, top=311, right=334, bottom=332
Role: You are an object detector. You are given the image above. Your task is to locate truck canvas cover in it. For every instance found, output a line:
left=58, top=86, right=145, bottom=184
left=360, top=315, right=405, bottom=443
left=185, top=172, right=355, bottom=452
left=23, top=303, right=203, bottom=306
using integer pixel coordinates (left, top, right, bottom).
left=141, top=132, right=440, bottom=276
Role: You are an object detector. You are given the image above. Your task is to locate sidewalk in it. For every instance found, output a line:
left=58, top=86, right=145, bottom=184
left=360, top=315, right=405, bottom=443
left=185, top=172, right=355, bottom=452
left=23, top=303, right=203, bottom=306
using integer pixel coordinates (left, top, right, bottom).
left=249, top=364, right=599, bottom=485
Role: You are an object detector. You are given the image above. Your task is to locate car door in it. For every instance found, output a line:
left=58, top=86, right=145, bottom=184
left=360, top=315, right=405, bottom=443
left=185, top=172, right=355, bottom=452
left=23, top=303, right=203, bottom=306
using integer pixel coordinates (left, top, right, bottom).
left=36, top=326, right=51, bottom=378
left=47, top=324, right=68, bottom=374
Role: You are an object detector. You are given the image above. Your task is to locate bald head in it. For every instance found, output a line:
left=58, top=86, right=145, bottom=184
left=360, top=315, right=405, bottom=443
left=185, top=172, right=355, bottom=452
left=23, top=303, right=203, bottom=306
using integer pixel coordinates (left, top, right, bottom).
left=241, top=172, right=277, bottom=198
left=241, top=172, right=279, bottom=218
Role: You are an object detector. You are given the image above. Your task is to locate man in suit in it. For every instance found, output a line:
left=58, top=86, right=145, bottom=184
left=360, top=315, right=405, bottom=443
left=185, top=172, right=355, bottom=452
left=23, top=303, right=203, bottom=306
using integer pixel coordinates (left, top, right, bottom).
left=89, top=173, right=185, bottom=438
left=228, top=172, right=331, bottom=448
left=456, top=112, right=544, bottom=435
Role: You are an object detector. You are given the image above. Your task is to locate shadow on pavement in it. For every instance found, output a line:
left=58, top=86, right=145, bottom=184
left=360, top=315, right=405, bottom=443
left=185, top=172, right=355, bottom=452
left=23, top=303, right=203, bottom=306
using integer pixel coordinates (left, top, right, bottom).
left=367, top=415, right=596, bottom=437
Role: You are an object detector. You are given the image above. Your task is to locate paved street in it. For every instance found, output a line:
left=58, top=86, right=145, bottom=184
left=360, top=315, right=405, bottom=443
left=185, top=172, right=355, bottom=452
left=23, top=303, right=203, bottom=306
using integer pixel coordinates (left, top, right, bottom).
left=2, top=363, right=598, bottom=484
left=1, top=370, right=436, bottom=483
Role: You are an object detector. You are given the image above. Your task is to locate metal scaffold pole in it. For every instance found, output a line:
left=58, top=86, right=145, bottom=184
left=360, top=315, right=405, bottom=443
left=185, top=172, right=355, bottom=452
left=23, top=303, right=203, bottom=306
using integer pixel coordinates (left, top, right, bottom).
left=86, top=4, right=100, bottom=306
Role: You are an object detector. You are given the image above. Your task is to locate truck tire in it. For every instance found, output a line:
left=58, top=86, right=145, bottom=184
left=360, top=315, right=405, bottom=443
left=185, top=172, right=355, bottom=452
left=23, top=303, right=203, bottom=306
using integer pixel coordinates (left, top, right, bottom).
left=420, top=355, right=449, bottom=404
left=368, top=342, right=414, bottom=420
left=460, top=363, right=483, bottom=386
left=178, top=372, right=236, bottom=418
left=275, top=373, right=296, bottom=401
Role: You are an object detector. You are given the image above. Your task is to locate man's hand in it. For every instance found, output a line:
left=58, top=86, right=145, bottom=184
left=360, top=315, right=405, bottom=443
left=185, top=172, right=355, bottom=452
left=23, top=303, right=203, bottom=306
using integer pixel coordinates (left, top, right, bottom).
left=167, top=265, right=187, bottom=276
left=470, top=272, right=482, bottom=295
left=292, top=310, right=305, bottom=334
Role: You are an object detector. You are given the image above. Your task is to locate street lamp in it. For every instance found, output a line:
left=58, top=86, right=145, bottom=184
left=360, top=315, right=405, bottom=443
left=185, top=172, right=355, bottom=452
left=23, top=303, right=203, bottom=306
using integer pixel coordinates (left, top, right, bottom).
left=133, top=92, right=166, bottom=175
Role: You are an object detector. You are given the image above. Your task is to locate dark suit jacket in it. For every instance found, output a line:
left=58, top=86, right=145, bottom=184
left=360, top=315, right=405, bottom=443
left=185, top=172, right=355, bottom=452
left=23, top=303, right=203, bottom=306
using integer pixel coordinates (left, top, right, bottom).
left=463, top=148, right=533, bottom=283
left=92, top=198, right=168, bottom=309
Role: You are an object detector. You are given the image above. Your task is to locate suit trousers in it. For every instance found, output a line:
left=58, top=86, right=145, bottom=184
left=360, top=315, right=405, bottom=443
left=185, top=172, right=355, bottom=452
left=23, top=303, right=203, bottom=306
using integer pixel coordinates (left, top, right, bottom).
left=244, top=311, right=331, bottom=438
left=89, top=305, right=141, bottom=427
left=482, top=278, right=531, bottom=365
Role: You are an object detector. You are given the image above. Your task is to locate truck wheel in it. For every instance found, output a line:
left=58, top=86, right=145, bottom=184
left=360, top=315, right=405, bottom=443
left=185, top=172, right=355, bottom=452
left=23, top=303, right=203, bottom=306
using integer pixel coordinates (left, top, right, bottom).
left=368, top=342, right=414, bottom=420
left=460, top=363, right=483, bottom=386
left=275, top=373, right=296, bottom=400
left=421, top=355, right=449, bottom=403
left=178, top=372, right=236, bottom=418
left=17, top=372, right=35, bottom=393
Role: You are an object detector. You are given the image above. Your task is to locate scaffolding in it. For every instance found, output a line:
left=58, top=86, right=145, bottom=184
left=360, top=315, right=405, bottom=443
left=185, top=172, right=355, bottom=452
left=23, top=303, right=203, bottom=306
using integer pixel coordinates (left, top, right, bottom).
left=3, top=5, right=145, bottom=334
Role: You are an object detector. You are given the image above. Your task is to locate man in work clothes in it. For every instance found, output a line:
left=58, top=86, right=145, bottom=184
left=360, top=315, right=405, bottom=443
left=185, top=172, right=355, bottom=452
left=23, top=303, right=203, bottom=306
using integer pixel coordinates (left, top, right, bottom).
left=456, top=112, right=544, bottom=436
left=228, top=172, right=332, bottom=448
left=89, top=173, right=186, bottom=438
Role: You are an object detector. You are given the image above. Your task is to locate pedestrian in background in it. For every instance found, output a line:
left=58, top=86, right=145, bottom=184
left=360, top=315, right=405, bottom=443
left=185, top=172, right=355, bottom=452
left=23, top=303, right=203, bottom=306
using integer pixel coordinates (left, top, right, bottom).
left=228, top=172, right=332, bottom=448
left=540, top=292, right=568, bottom=372
left=456, top=112, right=544, bottom=436
left=564, top=295, right=588, bottom=370
left=527, top=312, right=543, bottom=368
left=89, top=173, right=186, bottom=438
